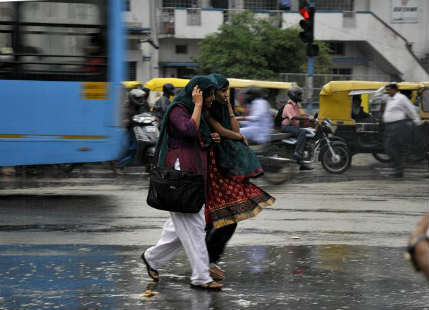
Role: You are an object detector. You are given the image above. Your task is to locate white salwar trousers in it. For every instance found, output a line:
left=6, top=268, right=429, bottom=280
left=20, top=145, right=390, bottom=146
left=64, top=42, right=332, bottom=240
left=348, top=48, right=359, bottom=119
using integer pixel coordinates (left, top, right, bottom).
left=144, top=159, right=212, bottom=285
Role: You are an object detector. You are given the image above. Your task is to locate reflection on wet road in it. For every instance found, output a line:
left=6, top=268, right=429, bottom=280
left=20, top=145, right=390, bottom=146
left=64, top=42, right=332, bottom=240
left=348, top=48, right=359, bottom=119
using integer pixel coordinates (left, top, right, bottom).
left=0, top=155, right=428, bottom=309
left=1, top=244, right=429, bottom=310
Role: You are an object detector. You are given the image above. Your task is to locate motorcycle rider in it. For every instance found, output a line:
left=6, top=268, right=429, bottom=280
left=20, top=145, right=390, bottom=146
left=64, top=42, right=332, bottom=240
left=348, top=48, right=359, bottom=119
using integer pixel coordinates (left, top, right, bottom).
left=111, top=87, right=149, bottom=174
left=280, top=86, right=313, bottom=171
left=153, top=83, right=175, bottom=122
left=236, top=86, right=273, bottom=145
left=129, top=87, right=150, bottom=114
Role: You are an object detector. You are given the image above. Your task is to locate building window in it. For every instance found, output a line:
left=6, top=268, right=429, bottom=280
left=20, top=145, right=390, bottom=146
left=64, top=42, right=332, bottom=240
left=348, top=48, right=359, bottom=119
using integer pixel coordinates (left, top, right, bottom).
left=332, top=68, right=352, bottom=75
left=124, top=0, right=130, bottom=11
left=211, top=0, right=229, bottom=9
left=315, top=0, right=354, bottom=11
left=328, top=42, right=345, bottom=56
left=244, top=0, right=277, bottom=10
left=162, top=0, right=194, bottom=8
left=0, top=1, right=107, bottom=82
left=175, top=45, right=188, bottom=54
left=187, top=8, right=201, bottom=25
left=177, top=67, right=195, bottom=79
left=128, top=62, right=137, bottom=80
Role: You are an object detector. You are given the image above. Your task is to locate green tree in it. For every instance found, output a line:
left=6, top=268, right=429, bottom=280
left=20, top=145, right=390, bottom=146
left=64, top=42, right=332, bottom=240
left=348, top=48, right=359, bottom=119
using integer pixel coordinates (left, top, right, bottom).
left=195, top=11, right=331, bottom=80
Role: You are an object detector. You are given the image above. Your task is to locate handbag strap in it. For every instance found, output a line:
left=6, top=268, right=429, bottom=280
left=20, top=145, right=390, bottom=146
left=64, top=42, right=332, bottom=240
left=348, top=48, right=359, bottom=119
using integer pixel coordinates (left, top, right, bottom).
left=154, top=132, right=204, bottom=173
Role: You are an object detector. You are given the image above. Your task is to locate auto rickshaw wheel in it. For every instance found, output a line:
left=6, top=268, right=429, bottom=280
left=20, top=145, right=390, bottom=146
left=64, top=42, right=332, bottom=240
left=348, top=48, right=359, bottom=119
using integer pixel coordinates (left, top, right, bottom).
left=320, top=143, right=351, bottom=174
left=372, top=152, right=392, bottom=163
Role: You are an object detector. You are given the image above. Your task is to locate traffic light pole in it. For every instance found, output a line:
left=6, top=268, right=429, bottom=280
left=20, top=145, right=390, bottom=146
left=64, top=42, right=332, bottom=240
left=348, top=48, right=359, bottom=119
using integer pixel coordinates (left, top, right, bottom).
left=298, top=1, right=316, bottom=114
left=306, top=55, right=314, bottom=115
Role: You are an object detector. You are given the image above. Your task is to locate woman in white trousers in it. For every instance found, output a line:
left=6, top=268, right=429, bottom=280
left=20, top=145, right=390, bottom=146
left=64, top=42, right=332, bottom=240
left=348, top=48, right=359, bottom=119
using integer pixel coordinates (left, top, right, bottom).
left=142, top=76, right=223, bottom=290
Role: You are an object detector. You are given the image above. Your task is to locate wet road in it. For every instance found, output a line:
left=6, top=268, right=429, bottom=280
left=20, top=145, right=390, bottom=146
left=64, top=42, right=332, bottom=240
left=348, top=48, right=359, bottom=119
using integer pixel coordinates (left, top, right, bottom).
left=0, top=156, right=428, bottom=309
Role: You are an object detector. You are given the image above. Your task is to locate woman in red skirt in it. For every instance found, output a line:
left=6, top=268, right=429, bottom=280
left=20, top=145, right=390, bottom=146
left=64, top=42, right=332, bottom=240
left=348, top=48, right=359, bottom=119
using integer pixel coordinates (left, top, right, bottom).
left=205, top=73, right=275, bottom=281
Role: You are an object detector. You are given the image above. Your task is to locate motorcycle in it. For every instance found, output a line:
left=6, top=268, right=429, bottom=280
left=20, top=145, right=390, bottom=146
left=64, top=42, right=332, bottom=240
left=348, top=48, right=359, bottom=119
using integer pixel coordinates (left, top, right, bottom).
left=252, top=117, right=351, bottom=184
left=132, top=112, right=160, bottom=172
left=249, top=134, right=299, bottom=185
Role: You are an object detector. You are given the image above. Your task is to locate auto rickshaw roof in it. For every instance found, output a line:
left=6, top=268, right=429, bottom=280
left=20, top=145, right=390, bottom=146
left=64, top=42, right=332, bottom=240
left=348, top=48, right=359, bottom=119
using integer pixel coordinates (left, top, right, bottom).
left=144, top=78, right=189, bottom=91
left=320, top=80, right=426, bottom=96
left=227, top=78, right=296, bottom=89
left=144, top=77, right=296, bottom=91
left=123, top=81, right=144, bottom=89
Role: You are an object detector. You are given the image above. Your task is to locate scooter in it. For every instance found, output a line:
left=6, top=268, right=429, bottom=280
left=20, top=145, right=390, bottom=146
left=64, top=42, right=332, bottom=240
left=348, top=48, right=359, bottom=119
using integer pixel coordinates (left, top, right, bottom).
left=132, top=112, right=160, bottom=172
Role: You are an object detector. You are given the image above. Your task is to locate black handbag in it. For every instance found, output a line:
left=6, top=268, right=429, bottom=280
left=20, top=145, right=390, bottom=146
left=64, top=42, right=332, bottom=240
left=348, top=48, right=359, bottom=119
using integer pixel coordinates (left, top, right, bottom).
left=146, top=141, right=205, bottom=213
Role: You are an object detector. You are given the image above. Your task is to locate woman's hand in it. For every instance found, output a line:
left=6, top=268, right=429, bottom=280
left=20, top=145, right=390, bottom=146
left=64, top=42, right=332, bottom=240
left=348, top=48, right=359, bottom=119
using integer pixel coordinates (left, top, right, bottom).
left=192, top=86, right=203, bottom=108
left=240, top=134, right=248, bottom=146
left=211, top=132, right=221, bottom=144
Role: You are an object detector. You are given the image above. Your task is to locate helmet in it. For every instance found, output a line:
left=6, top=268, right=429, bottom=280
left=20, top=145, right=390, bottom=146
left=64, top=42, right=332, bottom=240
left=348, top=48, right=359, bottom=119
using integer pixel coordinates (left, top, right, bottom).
left=162, top=83, right=175, bottom=96
left=129, top=88, right=145, bottom=98
left=287, top=86, right=304, bottom=103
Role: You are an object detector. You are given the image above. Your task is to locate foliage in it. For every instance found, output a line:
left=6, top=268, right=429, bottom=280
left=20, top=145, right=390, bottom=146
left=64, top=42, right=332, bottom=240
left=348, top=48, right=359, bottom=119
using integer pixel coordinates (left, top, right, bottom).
left=195, top=11, right=331, bottom=80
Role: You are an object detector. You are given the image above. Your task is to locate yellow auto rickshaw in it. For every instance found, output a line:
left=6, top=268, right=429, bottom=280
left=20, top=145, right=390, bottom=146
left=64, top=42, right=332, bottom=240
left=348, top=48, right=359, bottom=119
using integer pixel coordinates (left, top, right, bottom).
left=318, top=80, right=429, bottom=162
left=144, top=77, right=188, bottom=108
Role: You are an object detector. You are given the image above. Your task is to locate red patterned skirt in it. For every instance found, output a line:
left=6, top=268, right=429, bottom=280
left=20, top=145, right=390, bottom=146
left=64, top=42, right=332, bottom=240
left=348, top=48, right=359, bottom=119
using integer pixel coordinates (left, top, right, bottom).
left=206, top=149, right=275, bottom=229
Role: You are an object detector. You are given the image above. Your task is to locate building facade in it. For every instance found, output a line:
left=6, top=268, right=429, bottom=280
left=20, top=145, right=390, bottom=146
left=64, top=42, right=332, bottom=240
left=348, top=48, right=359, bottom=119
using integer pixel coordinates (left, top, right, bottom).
left=126, top=0, right=429, bottom=83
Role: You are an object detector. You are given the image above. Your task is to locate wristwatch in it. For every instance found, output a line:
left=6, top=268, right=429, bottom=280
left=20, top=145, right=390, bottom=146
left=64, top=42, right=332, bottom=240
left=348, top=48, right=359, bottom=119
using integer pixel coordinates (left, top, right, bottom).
left=406, top=233, right=429, bottom=271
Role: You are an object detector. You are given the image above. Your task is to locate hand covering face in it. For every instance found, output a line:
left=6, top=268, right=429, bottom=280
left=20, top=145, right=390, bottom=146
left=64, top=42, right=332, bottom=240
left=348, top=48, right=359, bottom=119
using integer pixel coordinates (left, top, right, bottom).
left=156, top=76, right=216, bottom=167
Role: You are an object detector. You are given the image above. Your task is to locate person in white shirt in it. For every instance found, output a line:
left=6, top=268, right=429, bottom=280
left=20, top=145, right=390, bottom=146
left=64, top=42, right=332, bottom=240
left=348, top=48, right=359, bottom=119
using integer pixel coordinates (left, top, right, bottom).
left=236, top=87, right=273, bottom=145
left=383, top=83, right=421, bottom=178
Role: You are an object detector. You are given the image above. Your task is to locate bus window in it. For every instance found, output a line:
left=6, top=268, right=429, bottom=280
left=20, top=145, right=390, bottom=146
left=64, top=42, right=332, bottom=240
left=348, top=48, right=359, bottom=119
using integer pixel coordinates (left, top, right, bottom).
left=0, top=3, right=13, bottom=72
left=0, top=0, right=107, bottom=81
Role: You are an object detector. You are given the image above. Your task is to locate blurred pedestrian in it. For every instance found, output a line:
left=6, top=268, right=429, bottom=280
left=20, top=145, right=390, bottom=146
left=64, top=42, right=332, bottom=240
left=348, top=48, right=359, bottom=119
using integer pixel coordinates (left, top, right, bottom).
left=236, top=86, right=273, bottom=145
left=141, top=76, right=223, bottom=290
left=153, top=83, right=175, bottom=122
left=205, top=74, right=275, bottom=281
left=280, top=86, right=313, bottom=170
left=383, top=83, right=421, bottom=178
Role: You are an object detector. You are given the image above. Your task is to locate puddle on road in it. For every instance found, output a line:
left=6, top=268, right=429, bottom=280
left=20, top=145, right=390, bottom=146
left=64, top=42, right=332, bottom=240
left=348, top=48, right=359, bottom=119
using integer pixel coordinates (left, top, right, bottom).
left=1, top=244, right=428, bottom=309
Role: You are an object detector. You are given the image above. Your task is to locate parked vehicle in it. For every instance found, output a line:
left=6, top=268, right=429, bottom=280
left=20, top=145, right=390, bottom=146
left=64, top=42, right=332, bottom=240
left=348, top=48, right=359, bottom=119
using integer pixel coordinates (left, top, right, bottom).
left=132, top=112, right=160, bottom=171
left=318, top=81, right=429, bottom=163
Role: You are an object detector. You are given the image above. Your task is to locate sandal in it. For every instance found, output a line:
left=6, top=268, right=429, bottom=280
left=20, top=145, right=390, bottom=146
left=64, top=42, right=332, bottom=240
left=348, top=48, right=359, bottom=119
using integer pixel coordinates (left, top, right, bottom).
left=209, top=265, right=225, bottom=281
left=190, top=281, right=223, bottom=291
left=141, top=251, right=159, bottom=282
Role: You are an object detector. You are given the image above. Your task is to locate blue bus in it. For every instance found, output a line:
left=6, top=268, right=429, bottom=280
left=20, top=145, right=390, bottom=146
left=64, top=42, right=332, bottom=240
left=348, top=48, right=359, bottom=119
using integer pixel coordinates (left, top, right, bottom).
left=0, top=0, right=127, bottom=167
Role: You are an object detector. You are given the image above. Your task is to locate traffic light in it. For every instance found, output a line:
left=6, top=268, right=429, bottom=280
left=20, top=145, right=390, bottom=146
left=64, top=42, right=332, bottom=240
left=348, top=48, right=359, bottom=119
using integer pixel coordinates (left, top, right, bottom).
left=299, top=1, right=315, bottom=44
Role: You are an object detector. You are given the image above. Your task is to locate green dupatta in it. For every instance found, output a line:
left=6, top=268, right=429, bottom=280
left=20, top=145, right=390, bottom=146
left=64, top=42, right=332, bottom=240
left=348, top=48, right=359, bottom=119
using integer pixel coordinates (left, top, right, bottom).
left=208, top=73, right=263, bottom=179
left=156, top=76, right=215, bottom=167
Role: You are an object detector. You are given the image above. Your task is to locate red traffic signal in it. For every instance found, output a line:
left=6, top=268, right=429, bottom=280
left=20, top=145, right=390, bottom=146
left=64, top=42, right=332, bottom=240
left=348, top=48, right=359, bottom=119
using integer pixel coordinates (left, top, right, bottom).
left=299, top=7, right=309, bottom=20
left=298, top=5, right=315, bottom=43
